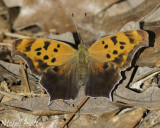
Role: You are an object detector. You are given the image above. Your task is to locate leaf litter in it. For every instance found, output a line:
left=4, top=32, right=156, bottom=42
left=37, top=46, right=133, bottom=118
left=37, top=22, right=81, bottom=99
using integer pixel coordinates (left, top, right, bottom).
left=0, top=0, right=160, bottom=127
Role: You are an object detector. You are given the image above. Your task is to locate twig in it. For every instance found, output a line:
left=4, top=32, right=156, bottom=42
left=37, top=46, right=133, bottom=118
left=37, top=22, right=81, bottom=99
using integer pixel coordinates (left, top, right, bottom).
left=61, top=96, right=90, bottom=128
left=3, top=31, right=30, bottom=38
left=20, top=60, right=31, bottom=97
left=130, top=70, right=160, bottom=90
left=0, top=90, right=24, bottom=100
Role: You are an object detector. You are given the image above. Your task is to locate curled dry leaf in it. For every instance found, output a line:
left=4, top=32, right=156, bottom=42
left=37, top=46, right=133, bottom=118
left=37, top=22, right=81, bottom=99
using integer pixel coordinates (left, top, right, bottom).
left=129, top=68, right=160, bottom=92
left=114, top=67, right=160, bottom=108
left=137, top=21, right=160, bottom=67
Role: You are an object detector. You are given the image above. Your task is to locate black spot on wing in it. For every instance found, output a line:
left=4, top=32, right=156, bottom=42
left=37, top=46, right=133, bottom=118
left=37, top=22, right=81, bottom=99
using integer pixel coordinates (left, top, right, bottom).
left=110, top=36, right=118, bottom=45
left=43, top=41, right=51, bottom=50
left=54, top=48, right=58, bottom=52
left=113, top=50, right=118, bottom=54
left=129, top=38, right=134, bottom=44
left=37, top=52, right=41, bottom=56
left=104, top=45, right=108, bottom=49
left=112, top=54, right=124, bottom=65
left=13, top=39, right=22, bottom=49
left=102, top=41, right=105, bottom=44
left=24, top=39, right=36, bottom=52
left=53, top=66, right=59, bottom=72
left=57, top=44, right=60, bottom=48
left=106, top=54, right=111, bottom=58
left=36, top=59, right=49, bottom=71
left=51, top=58, right=56, bottom=63
left=124, top=32, right=134, bottom=44
left=43, top=55, right=49, bottom=60
left=103, top=63, right=108, bottom=69
left=120, top=46, right=124, bottom=49
left=119, top=42, right=126, bottom=45
left=35, top=47, right=42, bottom=51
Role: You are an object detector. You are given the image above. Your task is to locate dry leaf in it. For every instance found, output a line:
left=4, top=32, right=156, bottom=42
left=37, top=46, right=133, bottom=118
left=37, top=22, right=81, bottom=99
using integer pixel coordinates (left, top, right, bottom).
left=0, top=109, right=39, bottom=128
left=137, top=21, right=160, bottom=67
left=114, top=67, right=160, bottom=108
left=69, top=108, right=146, bottom=128
left=137, top=110, right=160, bottom=128
left=94, top=0, right=160, bottom=35
left=78, top=0, right=160, bottom=46
left=3, top=0, right=121, bottom=33
left=0, top=17, right=10, bottom=31
left=97, top=108, right=146, bottom=128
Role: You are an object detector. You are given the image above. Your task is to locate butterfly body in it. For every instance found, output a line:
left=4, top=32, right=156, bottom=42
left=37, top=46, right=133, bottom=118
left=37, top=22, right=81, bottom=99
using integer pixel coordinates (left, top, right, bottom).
left=76, top=44, right=89, bottom=84
left=11, top=30, right=149, bottom=103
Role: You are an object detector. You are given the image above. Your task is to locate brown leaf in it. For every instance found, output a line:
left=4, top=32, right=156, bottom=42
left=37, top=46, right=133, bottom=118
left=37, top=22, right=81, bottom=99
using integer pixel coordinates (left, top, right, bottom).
left=59, top=0, right=119, bottom=15
left=0, top=109, right=39, bottom=127
left=0, top=17, right=10, bottom=31
left=78, top=0, right=160, bottom=46
left=4, top=0, right=120, bottom=33
left=137, top=110, right=160, bottom=128
left=114, top=67, right=160, bottom=108
left=96, top=108, right=146, bottom=128
left=12, top=0, right=75, bottom=32
left=94, top=0, right=160, bottom=35
left=137, top=21, right=160, bottom=67
left=69, top=108, right=146, bottom=128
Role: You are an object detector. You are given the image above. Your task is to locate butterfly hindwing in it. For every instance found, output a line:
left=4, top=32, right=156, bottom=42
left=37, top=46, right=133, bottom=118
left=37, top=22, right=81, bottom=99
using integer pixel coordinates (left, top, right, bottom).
left=86, top=61, right=121, bottom=99
left=40, top=63, right=78, bottom=101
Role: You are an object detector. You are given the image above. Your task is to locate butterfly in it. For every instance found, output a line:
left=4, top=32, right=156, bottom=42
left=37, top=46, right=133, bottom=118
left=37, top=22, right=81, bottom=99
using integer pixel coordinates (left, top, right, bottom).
left=11, top=30, right=148, bottom=103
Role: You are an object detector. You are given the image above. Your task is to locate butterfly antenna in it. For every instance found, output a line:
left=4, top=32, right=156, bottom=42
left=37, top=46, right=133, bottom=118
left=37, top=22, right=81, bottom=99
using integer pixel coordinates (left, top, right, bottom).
left=82, top=13, right=87, bottom=39
left=71, top=13, right=83, bottom=44
left=81, top=13, right=87, bottom=43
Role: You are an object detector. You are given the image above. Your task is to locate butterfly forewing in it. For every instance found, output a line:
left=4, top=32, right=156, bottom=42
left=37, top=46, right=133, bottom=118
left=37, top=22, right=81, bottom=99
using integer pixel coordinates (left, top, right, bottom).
left=88, top=30, right=148, bottom=70
left=12, top=38, right=77, bottom=76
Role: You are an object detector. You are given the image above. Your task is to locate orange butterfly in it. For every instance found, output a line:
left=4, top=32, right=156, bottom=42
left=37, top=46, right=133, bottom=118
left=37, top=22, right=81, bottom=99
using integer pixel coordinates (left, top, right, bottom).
left=11, top=30, right=148, bottom=102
